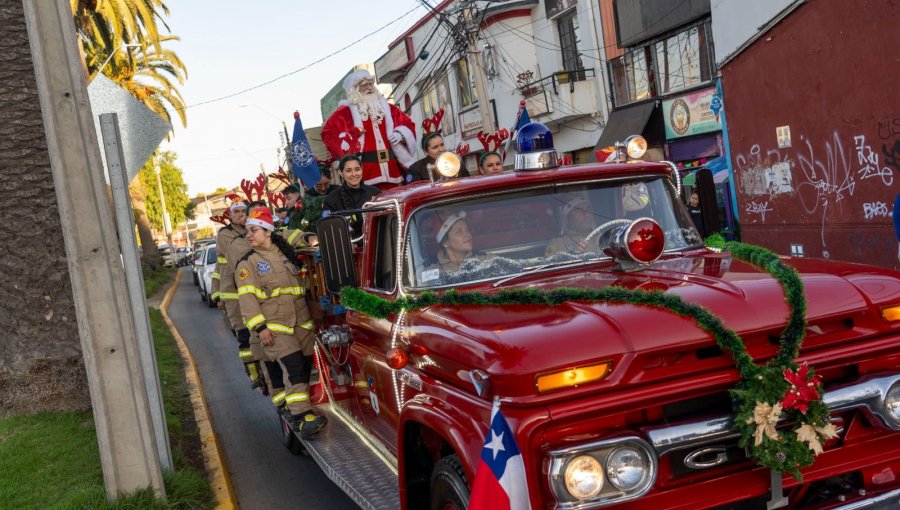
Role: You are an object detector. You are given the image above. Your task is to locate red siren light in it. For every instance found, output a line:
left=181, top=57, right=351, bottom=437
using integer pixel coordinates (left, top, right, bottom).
left=603, top=218, right=665, bottom=268
left=626, top=218, right=665, bottom=263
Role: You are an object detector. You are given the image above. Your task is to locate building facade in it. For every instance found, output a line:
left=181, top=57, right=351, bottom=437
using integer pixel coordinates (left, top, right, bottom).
left=373, top=0, right=610, bottom=172
left=712, top=0, right=900, bottom=268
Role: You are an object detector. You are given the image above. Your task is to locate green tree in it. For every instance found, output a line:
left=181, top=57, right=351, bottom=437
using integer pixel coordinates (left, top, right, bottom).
left=138, top=151, right=194, bottom=231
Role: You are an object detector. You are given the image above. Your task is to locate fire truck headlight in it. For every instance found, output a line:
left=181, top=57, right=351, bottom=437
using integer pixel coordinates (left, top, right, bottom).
left=606, top=446, right=650, bottom=491
left=886, top=383, right=900, bottom=425
left=564, top=455, right=604, bottom=499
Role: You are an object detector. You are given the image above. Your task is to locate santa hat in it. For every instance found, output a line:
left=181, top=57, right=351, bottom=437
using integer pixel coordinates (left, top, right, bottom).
left=435, top=211, right=467, bottom=243
left=229, top=200, right=248, bottom=213
left=343, top=69, right=375, bottom=93
left=246, top=207, right=275, bottom=231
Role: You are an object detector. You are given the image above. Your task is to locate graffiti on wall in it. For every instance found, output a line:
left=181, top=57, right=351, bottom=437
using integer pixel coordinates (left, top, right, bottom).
left=745, top=201, right=773, bottom=222
left=862, top=201, right=890, bottom=220
left=735, top=145, right=794, bottom=197
left=855, top=135, right=894, bottom=186
left=735, top=120, right=900, bottom=260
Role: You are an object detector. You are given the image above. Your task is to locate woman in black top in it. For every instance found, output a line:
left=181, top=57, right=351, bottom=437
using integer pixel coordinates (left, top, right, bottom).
left=408, top=132, right=470, bottom=183
left=323, top=155, right=381, bottom=237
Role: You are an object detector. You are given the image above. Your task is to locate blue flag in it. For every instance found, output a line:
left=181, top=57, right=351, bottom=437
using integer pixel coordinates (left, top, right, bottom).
left=290, top=111, right=321, bottom=189
left=515, top=106, right=531, bottom=132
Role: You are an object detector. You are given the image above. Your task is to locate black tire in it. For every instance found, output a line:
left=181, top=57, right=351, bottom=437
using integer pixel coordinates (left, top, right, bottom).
left=192, top=272, right=199, bottom=285
left=430, top=454, right=469, bottom=510
left=207, top=294, right=217, bottom=308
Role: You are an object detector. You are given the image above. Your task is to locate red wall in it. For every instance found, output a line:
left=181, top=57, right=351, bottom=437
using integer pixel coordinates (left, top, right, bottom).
left=721, top=0, right=900, bottom=268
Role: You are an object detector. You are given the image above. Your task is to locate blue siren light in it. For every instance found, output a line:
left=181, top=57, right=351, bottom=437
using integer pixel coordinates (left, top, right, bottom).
left=515, top=122, right=560, bottom=172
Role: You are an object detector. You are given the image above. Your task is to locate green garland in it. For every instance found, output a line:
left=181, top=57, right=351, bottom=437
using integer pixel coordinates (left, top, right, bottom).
left=290, top=195, right=325, bottom=231
left=339, top=238, right=832, bottom=480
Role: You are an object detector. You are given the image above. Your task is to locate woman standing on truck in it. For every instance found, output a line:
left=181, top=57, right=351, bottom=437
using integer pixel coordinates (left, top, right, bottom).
left=408, top=132, right=471, bottom=182
left=236, top=207, right=327, bottom=438
left=324, top=155, right=381, bottom=238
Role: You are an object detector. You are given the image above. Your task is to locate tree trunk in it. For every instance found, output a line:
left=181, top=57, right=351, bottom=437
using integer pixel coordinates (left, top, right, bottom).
left=0, top=0, right=89, bottom=416
left=129, top=180, right=159, bottom=268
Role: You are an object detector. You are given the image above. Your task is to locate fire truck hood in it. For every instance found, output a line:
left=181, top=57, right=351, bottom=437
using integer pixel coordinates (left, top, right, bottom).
left=409, top=254, right=893, bottom=398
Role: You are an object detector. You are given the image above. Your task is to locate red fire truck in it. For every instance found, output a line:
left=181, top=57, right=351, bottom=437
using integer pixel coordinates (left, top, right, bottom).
left=285, top=123, right=900, bottom=509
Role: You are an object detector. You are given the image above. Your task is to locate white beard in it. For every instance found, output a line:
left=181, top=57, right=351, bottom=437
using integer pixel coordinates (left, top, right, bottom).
left=347, top=89, right=386, bottom=125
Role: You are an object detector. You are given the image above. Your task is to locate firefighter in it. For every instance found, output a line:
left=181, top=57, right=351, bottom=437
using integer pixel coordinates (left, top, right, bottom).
left=236, top=207, right=327, bottom=438
left=241, top=202, right=318, bottom=410
left=210, top=201, right=256, bottom=384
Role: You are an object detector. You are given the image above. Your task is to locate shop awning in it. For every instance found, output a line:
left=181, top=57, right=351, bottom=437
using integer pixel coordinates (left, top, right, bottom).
left=592, top=101, right=657, bottom=157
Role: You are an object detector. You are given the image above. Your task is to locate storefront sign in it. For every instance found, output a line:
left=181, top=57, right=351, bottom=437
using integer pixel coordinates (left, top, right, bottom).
left=459, top=106, right=483, bottom=139
left=663, top=87, right=722, bottom=139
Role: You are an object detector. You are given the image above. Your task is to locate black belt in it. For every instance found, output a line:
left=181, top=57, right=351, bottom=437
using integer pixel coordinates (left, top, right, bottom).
left=360, top=148, right=394, bottom=164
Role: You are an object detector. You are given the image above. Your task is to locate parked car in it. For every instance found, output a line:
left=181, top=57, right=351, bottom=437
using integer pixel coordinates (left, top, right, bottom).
left=281, top=126, right=900, bottom=510
left=192, top=238, right=215, bottom=284
left=197, top=244, right=217, bottom=308
left=175, top=247, right=191, bottom=267
left=158, top=246, right=176, bottom=267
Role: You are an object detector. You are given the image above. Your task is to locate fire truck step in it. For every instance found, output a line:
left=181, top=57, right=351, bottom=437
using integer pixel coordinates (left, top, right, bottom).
left=296, top=404, right=399, bottom=510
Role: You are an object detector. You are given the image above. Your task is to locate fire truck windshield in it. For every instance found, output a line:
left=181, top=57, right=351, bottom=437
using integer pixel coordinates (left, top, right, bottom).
left=403, top=176, right=703, bottom=289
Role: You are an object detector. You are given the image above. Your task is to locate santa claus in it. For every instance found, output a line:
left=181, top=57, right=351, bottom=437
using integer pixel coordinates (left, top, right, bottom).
left=321, top=70, right=417, bottom=189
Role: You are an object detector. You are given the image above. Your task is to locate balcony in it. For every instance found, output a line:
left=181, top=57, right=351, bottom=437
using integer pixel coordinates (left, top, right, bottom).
left=518, top=68, right=598, bottom=125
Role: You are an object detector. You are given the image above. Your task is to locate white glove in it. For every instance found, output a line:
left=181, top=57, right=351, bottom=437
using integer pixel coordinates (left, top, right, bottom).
left=388, top=131, right=402, bottom=145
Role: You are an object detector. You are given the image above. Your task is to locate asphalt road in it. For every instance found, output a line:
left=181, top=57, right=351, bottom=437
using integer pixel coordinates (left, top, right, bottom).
left=167, top=267, right=358, bottom=510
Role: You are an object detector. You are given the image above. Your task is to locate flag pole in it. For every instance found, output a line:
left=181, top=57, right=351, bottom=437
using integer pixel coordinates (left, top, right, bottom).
left=503, top=99, right=527, bottom=161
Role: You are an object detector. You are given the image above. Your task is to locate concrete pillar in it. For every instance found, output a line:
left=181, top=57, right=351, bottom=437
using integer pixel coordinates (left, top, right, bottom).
left=21, top=0, right=165, bottom=498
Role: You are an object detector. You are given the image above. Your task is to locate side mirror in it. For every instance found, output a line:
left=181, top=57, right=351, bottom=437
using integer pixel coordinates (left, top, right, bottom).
left=316, top=215, right=358, bottom=293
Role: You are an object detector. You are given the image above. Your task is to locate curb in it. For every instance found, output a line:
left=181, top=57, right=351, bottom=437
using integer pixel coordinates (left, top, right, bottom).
left=160, top=269, right=238, bottom=509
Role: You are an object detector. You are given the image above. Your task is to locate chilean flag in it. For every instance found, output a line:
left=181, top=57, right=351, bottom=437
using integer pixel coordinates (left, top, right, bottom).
left=468, top=398, right=531, bottom=510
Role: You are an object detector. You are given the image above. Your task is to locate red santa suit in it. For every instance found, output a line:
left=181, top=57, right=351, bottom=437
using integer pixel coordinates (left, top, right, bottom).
left=321, top=71, right=417, bottom=188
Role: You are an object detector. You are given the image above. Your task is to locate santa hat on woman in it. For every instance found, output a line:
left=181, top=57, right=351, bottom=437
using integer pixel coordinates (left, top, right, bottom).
left=246, top=207, right=275, bottom=231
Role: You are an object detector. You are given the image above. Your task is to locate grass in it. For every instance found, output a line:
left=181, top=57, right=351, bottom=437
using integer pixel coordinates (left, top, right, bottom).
left=0, top=308, right=213, bottom=509
left=144, top=265, right=176, bottom=298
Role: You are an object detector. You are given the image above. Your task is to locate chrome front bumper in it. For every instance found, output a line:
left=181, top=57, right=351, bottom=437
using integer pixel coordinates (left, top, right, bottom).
left=833, top=487, right=900, bottom=509
left=648, top=373, right=900, bottom=455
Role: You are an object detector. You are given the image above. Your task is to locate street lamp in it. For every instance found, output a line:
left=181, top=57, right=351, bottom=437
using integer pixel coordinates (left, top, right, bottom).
left=96, top=43, right=140, bottom=75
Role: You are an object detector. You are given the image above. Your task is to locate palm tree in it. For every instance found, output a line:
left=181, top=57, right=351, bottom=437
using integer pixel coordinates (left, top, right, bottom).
left=104, top=37, right=188, bottom=127
left=70, top=0, right=188, bottom=265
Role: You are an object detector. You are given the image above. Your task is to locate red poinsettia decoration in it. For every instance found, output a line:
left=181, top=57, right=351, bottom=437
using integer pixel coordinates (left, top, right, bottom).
left=781, top=363, right=822, bottom=414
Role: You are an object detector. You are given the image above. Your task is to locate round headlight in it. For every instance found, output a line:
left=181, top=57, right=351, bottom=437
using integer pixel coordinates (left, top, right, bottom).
left=564, top=455, right=604, bottom=500
left=435, top=151, right=461, bottom=177
left=606, top=447, right=648, bottom=491
left=624, top=135, right=647, bottom=160
left=886, top=384, right=900, bottom=424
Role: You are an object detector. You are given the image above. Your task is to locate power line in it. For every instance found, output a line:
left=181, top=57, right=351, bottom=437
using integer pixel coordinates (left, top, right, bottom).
left=182, top=4, right=423, bottom=110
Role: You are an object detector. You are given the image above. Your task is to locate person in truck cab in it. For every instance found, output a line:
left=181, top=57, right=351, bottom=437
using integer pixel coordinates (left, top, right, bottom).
left=434, top=211, right=474, bottom=273
left=545, top=196, right=595, bottom=257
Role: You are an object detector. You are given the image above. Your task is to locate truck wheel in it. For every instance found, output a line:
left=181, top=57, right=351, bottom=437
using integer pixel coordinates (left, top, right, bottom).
left=430, top=454, right=469, bottom=510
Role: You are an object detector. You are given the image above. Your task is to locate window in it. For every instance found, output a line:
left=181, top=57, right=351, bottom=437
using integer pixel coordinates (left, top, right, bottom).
left=608, top=20, right=715, bottom=108
left=418, top=73, right=457, bottom=135
left=557, top=10, right=585, bottom=80
left=654, top=24, right=713, bottom=95
left=609, top=47, right=654, bottom=106
left=372, top=214, right=398, bottom=291
left=454, top=58, right=477, bottom=108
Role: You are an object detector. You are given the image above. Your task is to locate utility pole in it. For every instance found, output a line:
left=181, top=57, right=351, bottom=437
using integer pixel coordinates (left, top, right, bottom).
left=462, top=1, right=495, bottom=133
left=154, top=162, right=174, bottom=248
left=23, top=0, right=165, bottom=497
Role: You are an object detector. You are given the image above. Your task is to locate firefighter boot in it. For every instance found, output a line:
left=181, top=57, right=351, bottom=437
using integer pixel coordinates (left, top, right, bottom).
left=293, top=411, right=327, bottom=439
